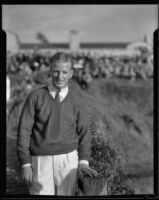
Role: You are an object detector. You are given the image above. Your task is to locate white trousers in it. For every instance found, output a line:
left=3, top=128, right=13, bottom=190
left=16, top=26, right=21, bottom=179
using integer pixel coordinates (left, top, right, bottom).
left=29, top=150, right=78, bottom=195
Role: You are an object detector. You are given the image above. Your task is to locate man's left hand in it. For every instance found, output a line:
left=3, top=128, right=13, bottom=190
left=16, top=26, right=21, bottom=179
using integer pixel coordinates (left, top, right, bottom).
left=78, top=164, right=98, bottom=178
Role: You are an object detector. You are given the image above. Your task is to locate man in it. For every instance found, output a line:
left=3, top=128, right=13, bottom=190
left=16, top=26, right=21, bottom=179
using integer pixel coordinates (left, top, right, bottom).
left=17, top=52, right=97, bottom=195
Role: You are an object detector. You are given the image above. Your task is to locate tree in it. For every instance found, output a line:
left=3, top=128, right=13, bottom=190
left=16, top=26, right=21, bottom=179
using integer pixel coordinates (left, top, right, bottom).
left=36, top=32, right=49, bottom=44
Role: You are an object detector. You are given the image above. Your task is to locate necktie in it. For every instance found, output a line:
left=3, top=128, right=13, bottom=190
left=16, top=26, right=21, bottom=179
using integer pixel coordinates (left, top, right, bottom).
left=55, top=90, right=61, bottom=102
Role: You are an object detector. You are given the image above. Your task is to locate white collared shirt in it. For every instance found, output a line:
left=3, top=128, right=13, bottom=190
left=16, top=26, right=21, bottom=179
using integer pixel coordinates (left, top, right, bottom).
left=48, top=83, right=68, bottom=102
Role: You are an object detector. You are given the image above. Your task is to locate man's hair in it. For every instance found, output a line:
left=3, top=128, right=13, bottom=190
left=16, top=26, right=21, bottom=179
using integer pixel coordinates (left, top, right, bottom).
left=50, top=52, right=73, bottom=70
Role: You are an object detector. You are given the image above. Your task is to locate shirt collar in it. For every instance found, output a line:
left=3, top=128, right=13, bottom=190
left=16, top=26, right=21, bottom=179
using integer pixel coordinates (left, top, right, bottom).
left=48, top=82, right=68, bottom=99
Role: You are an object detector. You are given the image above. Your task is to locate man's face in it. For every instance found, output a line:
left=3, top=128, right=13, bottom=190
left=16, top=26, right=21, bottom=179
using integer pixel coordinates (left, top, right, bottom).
left=51, top=61, right=73, bottom=89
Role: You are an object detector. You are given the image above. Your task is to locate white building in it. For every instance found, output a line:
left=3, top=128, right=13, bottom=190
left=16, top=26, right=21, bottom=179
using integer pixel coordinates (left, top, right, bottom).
left=6, top=30, right=20, bottom=53
left=6, top=30, right=152, bottom=56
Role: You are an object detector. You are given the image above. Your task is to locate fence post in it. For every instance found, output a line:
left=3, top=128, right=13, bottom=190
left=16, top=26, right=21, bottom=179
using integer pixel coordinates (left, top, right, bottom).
left=76, top=176, right=107, bottom=196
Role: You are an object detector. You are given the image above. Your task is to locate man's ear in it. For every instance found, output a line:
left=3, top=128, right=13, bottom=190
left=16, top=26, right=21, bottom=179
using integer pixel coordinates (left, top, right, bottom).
left=49, top=65, right=54, bottom=77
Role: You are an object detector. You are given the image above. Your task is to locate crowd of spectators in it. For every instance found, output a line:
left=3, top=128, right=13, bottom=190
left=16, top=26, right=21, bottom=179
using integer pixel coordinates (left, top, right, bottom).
left=6, top=50, right=153, bottom=105
left=72, top=51, right=153, bottom=88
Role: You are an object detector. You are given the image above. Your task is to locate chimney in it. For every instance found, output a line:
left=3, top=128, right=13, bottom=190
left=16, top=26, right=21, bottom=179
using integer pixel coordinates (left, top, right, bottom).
left=69, top=30, right=80, bottom=51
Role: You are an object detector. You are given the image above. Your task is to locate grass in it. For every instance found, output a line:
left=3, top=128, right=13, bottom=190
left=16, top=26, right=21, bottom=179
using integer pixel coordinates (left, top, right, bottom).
left=86, top=78, right=153, bottom=166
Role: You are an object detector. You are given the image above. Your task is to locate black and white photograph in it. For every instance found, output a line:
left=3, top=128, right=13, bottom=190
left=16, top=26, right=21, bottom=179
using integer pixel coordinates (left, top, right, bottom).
left=2, top=4, right=158, bottom=197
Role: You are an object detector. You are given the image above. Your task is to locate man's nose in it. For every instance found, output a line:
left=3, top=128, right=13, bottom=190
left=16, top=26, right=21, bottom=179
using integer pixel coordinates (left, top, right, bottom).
left=58, top=72, right=63, bottom=79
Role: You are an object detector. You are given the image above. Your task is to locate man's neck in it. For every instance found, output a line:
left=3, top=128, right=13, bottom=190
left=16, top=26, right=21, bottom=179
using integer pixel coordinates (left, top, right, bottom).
left=49, top=82, right=68, bottom=92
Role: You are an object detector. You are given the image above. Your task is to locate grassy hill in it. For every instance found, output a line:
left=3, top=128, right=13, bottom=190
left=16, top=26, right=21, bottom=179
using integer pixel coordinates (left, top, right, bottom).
left=72, top=78, right=153, bottom=175
left=71, top=78, right=154, bottom=194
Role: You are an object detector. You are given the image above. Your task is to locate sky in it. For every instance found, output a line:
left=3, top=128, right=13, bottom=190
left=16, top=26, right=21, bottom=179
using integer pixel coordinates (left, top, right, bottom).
left=2, top=4, right=158, bottom=44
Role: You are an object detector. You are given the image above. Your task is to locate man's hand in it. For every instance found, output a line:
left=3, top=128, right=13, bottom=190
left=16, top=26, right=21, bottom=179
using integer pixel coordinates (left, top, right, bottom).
left=21, top=166, right=33, bottom=185
left=78, top=164, right=98, bottom=179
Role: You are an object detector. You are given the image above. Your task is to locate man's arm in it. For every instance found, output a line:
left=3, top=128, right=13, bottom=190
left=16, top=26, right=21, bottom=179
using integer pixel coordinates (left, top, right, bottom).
left=17, top=92, right=35, bottom=166
left=76, top=103, right=98, bottom=178
left=76, top=103, right=91, bottom=162
left=17, top=92, right=36, bottom=184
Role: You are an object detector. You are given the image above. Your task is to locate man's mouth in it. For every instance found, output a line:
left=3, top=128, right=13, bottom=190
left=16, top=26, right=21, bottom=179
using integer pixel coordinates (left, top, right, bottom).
left=56, top=80, right=64, bottom=84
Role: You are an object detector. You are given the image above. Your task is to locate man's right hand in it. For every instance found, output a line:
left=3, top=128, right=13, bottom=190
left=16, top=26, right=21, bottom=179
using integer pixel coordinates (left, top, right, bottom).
left=21, top=166, right=33, bottom=185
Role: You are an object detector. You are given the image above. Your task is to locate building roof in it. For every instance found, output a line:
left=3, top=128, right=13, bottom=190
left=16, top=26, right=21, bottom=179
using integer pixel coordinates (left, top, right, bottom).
left=20, top=42, right=130, bottom=50
left=20, top=43, right=69, bottom=49
left=80, top=42, right=129, bottom=49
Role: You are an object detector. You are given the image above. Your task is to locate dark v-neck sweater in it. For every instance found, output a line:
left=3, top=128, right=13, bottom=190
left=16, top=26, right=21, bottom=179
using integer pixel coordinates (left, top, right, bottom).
left=17, top=86, right=91, bottom=165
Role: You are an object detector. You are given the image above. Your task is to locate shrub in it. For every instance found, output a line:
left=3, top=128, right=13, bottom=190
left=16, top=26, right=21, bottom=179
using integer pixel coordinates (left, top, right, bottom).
left=89, top=112, right=134, bottom=195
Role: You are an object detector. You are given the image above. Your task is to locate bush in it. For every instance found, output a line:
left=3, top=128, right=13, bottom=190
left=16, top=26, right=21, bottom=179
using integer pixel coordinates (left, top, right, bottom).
left=89, top=113, right=134, bottom=195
